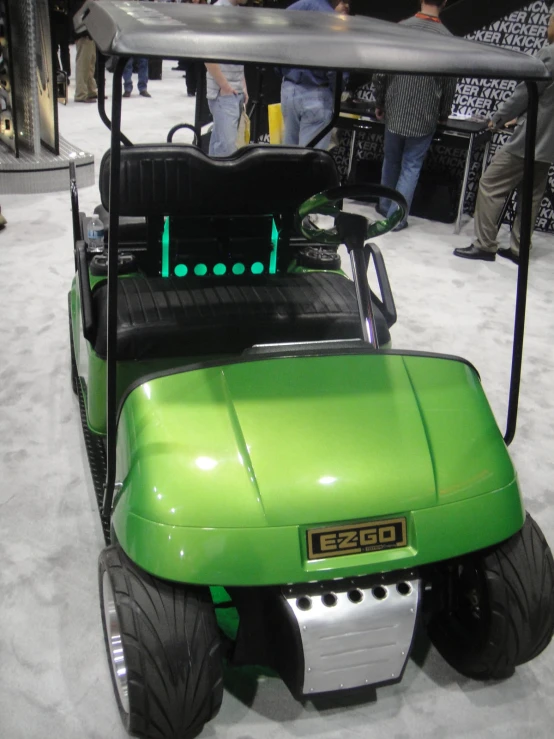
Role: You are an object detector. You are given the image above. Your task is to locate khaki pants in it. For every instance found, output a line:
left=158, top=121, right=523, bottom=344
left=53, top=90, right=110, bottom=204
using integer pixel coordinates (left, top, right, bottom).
left=74, top=37, right=97, bottom=102
left=474, top=147, right=550, bottom=255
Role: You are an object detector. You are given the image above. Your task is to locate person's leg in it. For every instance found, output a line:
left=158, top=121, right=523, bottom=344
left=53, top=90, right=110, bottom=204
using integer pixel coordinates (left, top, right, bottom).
left=74, top=37, right=88, bottom=101
left=87, top=39, right=98, bottom=98
left=281, top=81, right=301, bottom=146
left=297, top=86, right=334, bottom=149
left=123, top=58, right=134, bottom=94
left=208, top=93, right=243, bottom=157
left=388, top=131, right=434, bottom=228
left=379, top=130, right=405, bottom=216
left=59, top=17, right=71, bottom=77
left=60, top=42, right=71, bottom=78
left=137, top=57, right=149, bottom=93
left=470, top=147, right=525, bottom=253
left=510, top=160, right=551, bottom=255
left=184, top=61, right=197, bottom=96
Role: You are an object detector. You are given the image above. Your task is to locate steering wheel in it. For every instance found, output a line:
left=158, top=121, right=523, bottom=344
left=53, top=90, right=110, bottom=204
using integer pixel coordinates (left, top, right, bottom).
left=296, top=184, right=408, bottom=246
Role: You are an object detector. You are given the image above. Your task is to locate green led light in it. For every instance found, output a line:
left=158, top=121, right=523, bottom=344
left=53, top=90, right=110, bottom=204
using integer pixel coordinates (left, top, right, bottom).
left=194, top=263, right=208, bottom=276
left=251, top=262, right=264, bottom=275
left=213, top=263, right=227, bottom=276
left=162, top=217, right=170, bottom=278
left=270, top=218, right=279, bottom=274
left=232, top=262, right=245, bottom=275
left=174, top=263, right=188, bottom=277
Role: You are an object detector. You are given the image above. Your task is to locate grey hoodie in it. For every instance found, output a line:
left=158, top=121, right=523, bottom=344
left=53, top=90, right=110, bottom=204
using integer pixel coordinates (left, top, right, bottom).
left=492, top=43, right=554, bottom=163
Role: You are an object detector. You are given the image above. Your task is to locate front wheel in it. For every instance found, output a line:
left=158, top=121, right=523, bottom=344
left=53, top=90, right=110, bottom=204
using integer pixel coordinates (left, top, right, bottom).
left=429, top=513, right=554, bottom=679
left=99, top=545, right=223, bottom=739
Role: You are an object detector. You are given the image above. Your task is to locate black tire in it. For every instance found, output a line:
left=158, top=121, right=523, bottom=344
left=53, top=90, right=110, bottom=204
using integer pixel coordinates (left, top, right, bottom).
left=429, top=513, right=554, bottom=680
left=99, top=545, right=223, bottom=739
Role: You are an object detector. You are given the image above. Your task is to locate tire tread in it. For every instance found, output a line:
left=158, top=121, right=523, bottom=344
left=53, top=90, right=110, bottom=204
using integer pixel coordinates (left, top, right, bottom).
left=99, top=545, right=223, bottom=739
left=429, top=513, right=554, bottom=680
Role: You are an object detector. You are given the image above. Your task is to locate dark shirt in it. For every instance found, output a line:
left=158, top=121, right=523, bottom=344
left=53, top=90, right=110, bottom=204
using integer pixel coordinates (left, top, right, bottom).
left=283, top=0, right=336, bottom=88
left=373, top=15, right=457, bottom=137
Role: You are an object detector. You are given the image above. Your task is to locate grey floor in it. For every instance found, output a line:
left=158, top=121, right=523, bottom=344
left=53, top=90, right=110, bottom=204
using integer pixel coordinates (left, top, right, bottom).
left=1, top=61, right=554, bottom=739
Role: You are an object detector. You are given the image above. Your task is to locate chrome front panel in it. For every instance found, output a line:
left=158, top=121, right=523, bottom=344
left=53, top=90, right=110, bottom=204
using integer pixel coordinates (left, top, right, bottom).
left=285, top=573, right=420, bottom=695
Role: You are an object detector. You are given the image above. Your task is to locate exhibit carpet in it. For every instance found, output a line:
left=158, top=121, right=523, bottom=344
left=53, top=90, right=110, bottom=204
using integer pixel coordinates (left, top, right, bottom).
left=0, top=61, right=553, bottom=739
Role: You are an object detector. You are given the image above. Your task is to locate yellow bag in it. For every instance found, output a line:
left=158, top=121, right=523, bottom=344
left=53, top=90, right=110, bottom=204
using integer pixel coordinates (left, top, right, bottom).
left=236, top=105, right=251, bottom=148
left=268, top=103, right=285, bottom=145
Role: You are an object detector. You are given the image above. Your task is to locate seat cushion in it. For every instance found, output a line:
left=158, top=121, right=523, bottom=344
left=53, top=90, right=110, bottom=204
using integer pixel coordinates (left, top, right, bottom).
left=92, top=272, right=391, bottom=361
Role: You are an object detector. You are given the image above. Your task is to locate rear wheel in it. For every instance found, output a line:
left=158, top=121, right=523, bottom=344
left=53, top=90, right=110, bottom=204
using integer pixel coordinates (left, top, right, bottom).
left=429, top=513, right=554, bottom=679
left=99, top=545, right=223, bottom=739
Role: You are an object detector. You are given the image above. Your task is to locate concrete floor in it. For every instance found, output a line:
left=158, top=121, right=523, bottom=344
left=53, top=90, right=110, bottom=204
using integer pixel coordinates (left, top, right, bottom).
left=1, top=60, right=554, bottom=739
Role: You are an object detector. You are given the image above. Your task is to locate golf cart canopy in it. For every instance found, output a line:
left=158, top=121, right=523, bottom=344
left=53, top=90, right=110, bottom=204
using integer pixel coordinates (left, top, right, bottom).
left=78, top=0, right=549, bottom=81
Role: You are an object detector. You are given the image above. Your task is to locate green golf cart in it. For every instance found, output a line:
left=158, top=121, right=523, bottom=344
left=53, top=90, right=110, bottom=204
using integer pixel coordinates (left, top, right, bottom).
left=69, top=2, right=554, bottom=738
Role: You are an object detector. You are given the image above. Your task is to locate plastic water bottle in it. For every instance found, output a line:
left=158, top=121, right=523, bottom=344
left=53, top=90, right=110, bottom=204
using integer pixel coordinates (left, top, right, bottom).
left=87, top=215, right=105, bottom=254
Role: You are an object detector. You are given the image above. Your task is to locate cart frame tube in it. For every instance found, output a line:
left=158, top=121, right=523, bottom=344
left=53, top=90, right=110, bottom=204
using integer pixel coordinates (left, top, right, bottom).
left=97, top=54, right=133, bottom=147
left=103, top=57, right=127, bottom=519
left=504, top=81, right=538, bottom=446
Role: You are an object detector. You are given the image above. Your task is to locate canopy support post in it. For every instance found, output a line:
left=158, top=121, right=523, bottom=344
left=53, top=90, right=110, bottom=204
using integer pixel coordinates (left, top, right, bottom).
left=102, top=57, right=126, bottom=521
left=504, top=81, right=538, bottom=446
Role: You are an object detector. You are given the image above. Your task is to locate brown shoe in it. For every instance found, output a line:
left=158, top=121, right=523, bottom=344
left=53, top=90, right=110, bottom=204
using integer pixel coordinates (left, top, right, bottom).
left=123, top=91, right=131, bottom=98
left=139, top=90, right=151, bottom=98
left=74, top=97, right=95, bottom=103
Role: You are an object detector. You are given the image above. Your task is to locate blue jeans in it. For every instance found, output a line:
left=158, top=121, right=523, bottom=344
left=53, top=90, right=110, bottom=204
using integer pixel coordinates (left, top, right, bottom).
left=281, top=80, right=333, bottom=149
left=208, top=92, right=244, bottom=158
left=123, top=57, right=148, bottom=93
left=380, top=129, right=434, bottom=227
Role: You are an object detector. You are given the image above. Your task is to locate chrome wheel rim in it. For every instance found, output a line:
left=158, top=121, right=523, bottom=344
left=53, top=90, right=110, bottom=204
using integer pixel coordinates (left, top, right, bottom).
left=103, top=571, right=130, bottom=714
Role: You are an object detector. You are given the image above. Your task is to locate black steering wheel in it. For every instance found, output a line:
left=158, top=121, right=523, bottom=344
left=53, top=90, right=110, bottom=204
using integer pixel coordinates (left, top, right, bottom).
left=296, top=184, right=408, bottom=246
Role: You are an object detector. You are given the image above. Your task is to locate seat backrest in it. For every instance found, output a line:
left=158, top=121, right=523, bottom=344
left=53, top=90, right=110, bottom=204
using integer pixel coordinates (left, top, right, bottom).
left=99, top=144, right=340, bottom=218
left=99, top=144, right=340, bottom=278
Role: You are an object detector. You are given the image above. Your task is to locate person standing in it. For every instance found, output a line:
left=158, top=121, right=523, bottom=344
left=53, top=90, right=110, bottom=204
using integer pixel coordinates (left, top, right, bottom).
left=454, top=12, right=554, bottom=264
left=183, top=0, right=207, bottom=97
left=374, top=0, right=456, bottom=230
left=72, top=0, right=98, bottom=103
left=49, top=0, right=71, bottom=79
left=205, top=0, right=248, bottom=157
left=123, top=0, right=151, bottom=97
left=280, top=0, right=350, bottom=150
left=122, top=57, right=151, bottom=98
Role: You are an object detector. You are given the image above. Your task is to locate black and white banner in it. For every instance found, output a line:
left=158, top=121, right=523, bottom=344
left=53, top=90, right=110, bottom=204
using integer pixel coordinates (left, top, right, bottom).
left=452, top=1, right=553, bottom=232
left=334, top=1, right=554, bottom=232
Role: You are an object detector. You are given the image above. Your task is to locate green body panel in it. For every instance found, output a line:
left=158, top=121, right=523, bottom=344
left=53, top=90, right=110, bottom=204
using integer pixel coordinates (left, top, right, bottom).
left=114, top=482, right=523, bottom=586
left=113, top=354, right=524, bottom=585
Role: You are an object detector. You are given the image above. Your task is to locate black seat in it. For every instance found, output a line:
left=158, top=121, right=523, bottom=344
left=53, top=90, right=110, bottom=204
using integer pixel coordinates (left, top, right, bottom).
left=88, top=144, right=393, bottom=362
left=99, top=143, right=340, bottom=218
left=95, top=143, right=342, bottom=273
left=92, top=272, right=391, bottom=361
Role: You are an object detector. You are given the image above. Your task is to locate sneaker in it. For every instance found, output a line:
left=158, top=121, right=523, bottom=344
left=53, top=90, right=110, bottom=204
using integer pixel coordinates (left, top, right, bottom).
left=75, top=97, right=95, bottom=103
left=123, top=90, right=131, bottom=98
left=139, top=90, right=151, bottom=98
